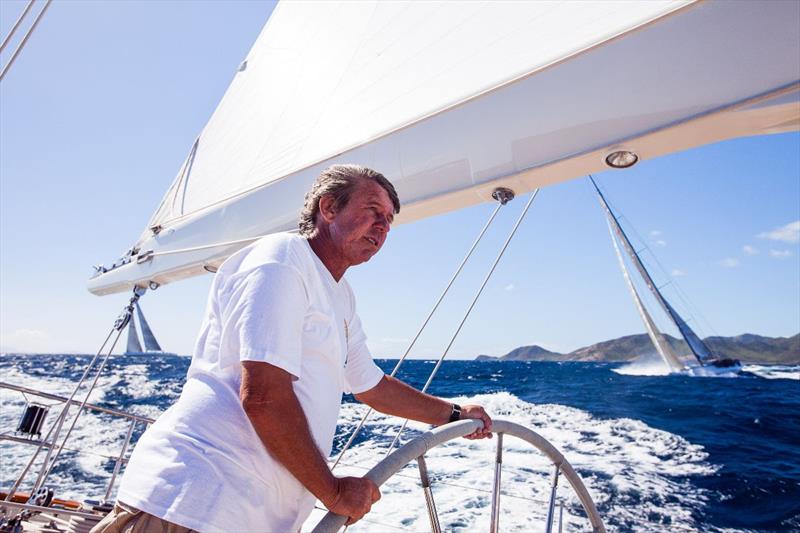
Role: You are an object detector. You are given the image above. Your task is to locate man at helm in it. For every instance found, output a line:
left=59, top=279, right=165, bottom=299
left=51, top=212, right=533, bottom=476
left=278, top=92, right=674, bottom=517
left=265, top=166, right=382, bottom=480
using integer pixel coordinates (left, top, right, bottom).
left=94, top=164, right=492, bottom=532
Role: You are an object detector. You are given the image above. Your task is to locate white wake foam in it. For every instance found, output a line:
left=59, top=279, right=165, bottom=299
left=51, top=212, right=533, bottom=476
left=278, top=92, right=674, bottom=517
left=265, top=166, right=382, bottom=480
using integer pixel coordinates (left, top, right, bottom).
left=3, top=363, right=719, bottom=531
left=742, top=364, right=799, bottom=380
left=306, top=392, right=716, bottom=532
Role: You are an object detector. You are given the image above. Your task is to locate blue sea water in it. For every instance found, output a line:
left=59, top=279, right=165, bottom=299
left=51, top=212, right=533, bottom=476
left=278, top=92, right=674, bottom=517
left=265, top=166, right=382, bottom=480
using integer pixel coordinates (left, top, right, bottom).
left=1, top=354, right=798, bottom=532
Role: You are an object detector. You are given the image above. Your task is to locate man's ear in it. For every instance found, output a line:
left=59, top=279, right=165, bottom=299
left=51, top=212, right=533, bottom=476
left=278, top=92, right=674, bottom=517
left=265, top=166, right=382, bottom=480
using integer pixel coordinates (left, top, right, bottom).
left=318, top=194, right=337, bottom=223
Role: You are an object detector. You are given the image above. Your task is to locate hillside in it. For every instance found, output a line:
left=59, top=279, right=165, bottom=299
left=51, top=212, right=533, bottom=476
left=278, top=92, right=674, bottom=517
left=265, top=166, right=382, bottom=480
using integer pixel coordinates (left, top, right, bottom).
left=477, top=333, right=799, bottom=364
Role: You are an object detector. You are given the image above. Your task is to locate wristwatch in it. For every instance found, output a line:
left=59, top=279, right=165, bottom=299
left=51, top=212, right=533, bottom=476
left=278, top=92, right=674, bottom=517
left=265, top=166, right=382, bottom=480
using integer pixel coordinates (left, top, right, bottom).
left=448, top=403, right=462, bottom=423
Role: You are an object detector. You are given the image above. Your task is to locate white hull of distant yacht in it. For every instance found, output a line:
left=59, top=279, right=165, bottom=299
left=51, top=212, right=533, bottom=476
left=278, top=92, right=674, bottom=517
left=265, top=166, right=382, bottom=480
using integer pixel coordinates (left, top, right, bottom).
left=87, top=0, right=800, bottom=296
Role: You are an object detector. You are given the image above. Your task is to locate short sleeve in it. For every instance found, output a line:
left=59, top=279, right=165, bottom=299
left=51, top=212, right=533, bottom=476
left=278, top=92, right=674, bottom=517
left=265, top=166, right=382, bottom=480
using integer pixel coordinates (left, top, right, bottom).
left=343, top=312, right=384, bottom=394
left=225, top=263, right=308, bottom=377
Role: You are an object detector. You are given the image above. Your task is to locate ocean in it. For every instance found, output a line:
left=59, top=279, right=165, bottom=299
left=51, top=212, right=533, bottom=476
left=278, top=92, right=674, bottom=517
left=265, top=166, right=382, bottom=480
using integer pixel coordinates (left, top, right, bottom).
left=1, top=354, right=798, bottom=532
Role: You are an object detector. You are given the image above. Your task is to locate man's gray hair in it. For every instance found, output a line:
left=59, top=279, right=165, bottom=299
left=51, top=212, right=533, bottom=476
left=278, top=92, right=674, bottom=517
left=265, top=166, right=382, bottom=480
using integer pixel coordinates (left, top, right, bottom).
left=299, top=164, right=400, bottom=236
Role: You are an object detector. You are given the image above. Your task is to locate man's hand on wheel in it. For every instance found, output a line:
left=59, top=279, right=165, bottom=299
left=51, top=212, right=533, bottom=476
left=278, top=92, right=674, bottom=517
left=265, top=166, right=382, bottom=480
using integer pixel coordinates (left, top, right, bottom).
left=324, top=476, right=381, bottom=525
left=460, top=404, right=493, bottom=439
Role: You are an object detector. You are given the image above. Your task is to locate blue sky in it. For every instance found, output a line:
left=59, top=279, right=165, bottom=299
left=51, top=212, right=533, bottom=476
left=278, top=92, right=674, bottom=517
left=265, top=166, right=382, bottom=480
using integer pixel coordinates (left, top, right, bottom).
left=1, top=1, right=798, bottom=358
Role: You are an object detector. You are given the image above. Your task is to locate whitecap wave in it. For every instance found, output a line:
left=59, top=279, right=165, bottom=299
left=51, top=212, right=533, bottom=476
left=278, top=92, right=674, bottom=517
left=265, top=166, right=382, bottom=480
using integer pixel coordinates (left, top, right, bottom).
left=743, top=364, right=799, bottom=380
left=3, top=361, right=719, bottom=532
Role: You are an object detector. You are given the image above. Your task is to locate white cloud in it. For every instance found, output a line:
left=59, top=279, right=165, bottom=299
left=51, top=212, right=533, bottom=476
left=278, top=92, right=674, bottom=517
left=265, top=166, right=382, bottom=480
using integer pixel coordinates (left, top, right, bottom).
left=504, top=283, right=515, bottom=291
left=742, top=245, right=759, bottom=255
left=758, top=220, right=800, bottom=243
left=719, top=258, right=740, bottom=268
left=648, top=230, right=666, bottom=247
left=670, top=269, right=686, bottom=277
left=654, top=239, right=667, bottom=247
left=769, top=249, right=792, bottom=259
left=649, top=230, right=662, bottom=237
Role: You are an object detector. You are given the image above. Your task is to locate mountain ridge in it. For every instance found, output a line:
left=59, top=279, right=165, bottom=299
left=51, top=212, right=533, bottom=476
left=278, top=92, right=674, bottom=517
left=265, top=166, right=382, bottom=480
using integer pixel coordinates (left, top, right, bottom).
left=475, top=333, right=799, bottom=364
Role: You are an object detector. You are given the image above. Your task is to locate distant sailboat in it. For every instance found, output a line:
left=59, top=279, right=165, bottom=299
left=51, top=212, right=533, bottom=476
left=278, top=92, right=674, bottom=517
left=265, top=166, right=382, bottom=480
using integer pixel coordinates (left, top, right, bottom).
left=590, top=177, right=742, bottom=376
left=124, top=303, right=169, bottom=355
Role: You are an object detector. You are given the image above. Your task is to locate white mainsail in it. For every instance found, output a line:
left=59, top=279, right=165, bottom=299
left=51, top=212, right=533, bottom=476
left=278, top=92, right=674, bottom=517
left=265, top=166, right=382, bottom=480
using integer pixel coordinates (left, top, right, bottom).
left=88, top=0, right=800, bottom=295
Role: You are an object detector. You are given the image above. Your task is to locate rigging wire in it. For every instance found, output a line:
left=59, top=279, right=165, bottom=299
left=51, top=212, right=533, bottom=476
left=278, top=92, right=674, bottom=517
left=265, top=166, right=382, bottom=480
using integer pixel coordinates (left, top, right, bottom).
left=5, top=289, right=142, bottom=500
left=386, top=189, right=539, bottom=454
left=0, top=0, right=52, bottom=83
left=591, top=177, right=721, bottom=340
left=0, top=0, right=36, bottom=55
left=331, top=199, right=507, bottom=470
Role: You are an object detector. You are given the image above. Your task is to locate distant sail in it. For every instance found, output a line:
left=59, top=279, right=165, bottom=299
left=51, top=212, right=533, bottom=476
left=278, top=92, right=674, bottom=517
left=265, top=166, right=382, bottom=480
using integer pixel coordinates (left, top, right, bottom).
left=590, top=177, right=715, bottom=368
left=136, top=303, right=163, bottom=352
left=125, top=311, right=143, bottom=354
left=604, top=217, right=687, bottom=372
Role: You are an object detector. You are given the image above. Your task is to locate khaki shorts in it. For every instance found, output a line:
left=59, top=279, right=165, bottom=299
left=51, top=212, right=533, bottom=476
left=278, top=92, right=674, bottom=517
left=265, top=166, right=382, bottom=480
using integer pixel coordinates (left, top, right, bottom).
left=90, top=501, right=196, bottom=533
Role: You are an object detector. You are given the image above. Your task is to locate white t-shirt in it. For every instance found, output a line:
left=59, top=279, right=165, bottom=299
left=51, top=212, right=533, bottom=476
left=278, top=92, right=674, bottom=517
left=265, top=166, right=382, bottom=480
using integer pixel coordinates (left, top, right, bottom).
left=118, top=233, right=385, bottom=532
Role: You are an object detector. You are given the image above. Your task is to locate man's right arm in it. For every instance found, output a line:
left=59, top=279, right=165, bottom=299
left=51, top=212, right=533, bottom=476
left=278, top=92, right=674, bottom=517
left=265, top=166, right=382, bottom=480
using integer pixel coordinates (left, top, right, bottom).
left=239, top=361, right=380, bottom=524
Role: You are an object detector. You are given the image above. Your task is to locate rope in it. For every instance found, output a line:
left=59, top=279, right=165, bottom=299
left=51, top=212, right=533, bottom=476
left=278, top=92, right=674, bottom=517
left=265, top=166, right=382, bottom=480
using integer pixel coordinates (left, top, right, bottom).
left=386, top=189, right=539, bottom=454
left=146, top=235, right=265, bottom=257
left=0, top=0, right=52, bottom=82
left=332, top=201, right=506, bottom=470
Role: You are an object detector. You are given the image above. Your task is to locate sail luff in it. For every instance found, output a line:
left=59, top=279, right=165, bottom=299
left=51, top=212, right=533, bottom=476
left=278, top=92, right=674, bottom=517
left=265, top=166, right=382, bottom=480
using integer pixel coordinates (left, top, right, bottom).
left=135, top=303, right=163, bottom=352
left=604, top=217, right=687, bottom=372
left=591, top=177, right=713, bottom=366
left=125, top=312, right=143, bottom=354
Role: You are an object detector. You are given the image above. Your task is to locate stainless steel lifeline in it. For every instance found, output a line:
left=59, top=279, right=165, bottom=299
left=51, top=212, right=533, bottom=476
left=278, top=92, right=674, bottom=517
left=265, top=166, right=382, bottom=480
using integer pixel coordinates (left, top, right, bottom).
left=311, top=419, right=605, bottom=533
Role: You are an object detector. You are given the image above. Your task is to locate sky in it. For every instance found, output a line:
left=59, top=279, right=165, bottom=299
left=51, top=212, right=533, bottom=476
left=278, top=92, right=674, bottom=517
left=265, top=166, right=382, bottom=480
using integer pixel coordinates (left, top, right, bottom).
left=1, top=1, right=798, bottom=359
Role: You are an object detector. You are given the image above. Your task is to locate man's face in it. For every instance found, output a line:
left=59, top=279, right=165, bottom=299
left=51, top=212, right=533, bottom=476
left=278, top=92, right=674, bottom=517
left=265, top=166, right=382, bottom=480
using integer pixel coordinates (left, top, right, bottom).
left=327, top=180, right=395, bottom=267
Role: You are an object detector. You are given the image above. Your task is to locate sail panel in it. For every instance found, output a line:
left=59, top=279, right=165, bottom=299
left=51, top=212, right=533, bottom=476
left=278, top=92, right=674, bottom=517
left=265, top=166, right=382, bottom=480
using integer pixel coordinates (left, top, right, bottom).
left=663, top=299, right=716, bottom=364
left=605, top=217, right=688, bottom=372
left=144, top=0, right=691, bottom=234
left=125, top=313, right=142, bottom=354
left=136, top=303, right=163, bottom=352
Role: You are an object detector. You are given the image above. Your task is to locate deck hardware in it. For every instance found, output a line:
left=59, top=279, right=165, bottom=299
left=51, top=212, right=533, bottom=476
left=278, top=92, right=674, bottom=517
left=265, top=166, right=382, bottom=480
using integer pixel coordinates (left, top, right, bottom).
left=489, top=432, right=504, bottom=533
left=15, top=403, right=48, bottom=438
left=491, top=187, right=515, bottom=205
left=416, top=455, right=441, bottom=533
left=136, top=250, right=154, bottom=264
left=545, top=464, right=561, bottom=533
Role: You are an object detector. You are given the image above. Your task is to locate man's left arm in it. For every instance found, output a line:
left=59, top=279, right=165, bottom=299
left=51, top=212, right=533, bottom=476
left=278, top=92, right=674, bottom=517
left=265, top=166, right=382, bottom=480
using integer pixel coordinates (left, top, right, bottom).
left=354, top=375, right=492, bottom=439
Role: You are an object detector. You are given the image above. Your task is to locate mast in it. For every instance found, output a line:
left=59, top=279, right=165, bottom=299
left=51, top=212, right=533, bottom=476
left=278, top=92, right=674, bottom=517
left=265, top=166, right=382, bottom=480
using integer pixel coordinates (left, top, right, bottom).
left=604, top=217, right=687, bottom=372
left=135, top=303, right=163, bottom=352
left=125, top=311, right=143, bottom=354
left=590, top=176, right=715, bottom=366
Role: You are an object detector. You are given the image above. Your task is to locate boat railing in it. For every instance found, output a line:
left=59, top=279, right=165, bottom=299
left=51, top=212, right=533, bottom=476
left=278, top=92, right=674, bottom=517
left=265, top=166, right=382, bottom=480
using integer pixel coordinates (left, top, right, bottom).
left=0, top=381, right=155, bottom=505
left=312, top=418, right=605, bottom=533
